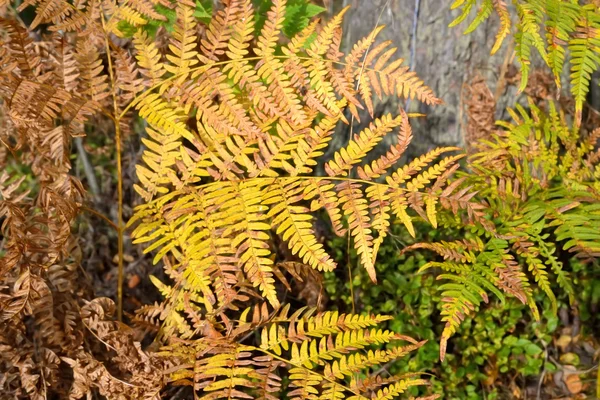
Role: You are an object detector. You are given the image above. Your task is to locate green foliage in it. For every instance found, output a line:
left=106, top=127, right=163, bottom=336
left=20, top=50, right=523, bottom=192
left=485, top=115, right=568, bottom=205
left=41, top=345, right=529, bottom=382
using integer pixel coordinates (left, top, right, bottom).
left=404, top=100, right=600, bottom=359
left=326, top=221, right=599, bottom=399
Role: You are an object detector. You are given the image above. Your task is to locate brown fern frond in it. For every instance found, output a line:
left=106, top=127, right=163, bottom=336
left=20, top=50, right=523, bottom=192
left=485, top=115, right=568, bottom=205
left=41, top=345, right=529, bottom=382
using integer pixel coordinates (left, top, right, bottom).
left=75, top=39, right=110, bottom=104
left=0, top=18, right=41, bottom=78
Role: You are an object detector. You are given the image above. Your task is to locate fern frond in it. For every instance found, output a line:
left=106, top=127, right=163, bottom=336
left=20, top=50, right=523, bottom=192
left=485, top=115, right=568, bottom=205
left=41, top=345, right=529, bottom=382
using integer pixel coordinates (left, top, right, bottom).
left=337, top=181, right=376, bottom=282
left=164, top=3, right=198, bottom=83
left=136, top=93, right=194, bottom=142
left=107, top=5, right=148, bottom=36
left=546, top=0, right=579, bottom=87
left=463, top=0, right=493, bottom=36
left=325, top=114, right=403, bottom=177
left=514, top=2, right=548, bottom=91
left=304, top=179, right=347, bottom=237
left=263, top=178, right=337, bottom=272
left=24, top=0, right=72, bottom=30
left=357, top=110, right=411, bottom=179
left=75, top=40, right=110, bottom=103
left=449, top=0, right=476, bottom=28
left=569, top=12, right=600, bottom=125
left=289, top=106, right=344, bottom=176
left=126, top=3, right=450, bottom=371
left=0, top=18, right=41, bottom=78
left=228, top=180, right=278, bottom=307
left=201, top=1, right=238, bottom=61
left=133, top=30, right=166, bottom=87
left=165, top=313, right=427, bottom=399
left=256, top=0, right=307, bottom=125
left=371, top=379, right=429, bottom=400
left=491, top=0, right=510, bottom=54
left=366, top=183, right=391, bottom=260
left=386, top=147, right=461, bottom=187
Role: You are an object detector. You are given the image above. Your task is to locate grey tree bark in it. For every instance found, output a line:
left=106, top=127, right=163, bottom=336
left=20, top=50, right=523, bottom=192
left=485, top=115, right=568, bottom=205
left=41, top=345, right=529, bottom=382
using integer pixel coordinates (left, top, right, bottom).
left=325, top=0, right=553, bottom=158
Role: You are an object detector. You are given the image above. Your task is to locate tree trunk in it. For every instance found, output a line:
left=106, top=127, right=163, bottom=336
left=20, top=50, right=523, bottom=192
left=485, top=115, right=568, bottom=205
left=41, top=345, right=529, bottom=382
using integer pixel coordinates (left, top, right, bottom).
left=326, top=0, right=561, bottom=158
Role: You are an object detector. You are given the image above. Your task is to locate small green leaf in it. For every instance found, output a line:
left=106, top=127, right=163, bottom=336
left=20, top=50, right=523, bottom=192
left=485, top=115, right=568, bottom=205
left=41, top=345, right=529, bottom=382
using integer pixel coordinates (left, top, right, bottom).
left=524, top=343, right=542, bottom=356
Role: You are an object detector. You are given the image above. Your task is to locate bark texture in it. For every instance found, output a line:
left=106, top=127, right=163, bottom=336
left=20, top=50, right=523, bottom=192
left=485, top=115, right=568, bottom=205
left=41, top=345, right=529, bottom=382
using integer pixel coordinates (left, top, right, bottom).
left=327, top=0, right=559, bottom=158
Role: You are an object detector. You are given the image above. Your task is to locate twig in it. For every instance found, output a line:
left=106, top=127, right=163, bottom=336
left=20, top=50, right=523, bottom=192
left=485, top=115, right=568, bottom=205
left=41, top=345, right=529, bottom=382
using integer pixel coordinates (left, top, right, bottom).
left=81, top=206, right=119, bottom=231
left=100, top=10, right=125, bottom=322
left=75, top=137, right=100, bottom=202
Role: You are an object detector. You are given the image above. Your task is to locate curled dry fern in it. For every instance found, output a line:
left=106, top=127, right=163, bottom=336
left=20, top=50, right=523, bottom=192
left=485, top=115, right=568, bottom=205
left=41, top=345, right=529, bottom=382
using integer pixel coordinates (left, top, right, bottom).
left=405, top=99, right=600, bottom=360
left=0, top=5, right=172, bottom=398
left=449, top=0, right=600, bottom=125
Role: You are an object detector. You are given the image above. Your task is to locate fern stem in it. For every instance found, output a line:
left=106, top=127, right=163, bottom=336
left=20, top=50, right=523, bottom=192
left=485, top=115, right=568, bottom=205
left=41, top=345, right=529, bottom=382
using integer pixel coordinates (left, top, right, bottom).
left=81, top=206, right=118, bottom=231
left=100, top=10, right=125, bottom=322
left=244, top=345, right=361, bottom=397
left=114, top=122, right=125, bottom=322
left=184, top=173, right=463, bottom=201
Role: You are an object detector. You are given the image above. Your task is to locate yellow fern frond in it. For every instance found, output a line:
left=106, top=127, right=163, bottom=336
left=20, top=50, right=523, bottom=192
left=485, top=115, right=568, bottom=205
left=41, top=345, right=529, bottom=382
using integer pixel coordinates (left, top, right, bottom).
left=126, top=3, right=451, bottom=364
left=263, top=179, right=337, bottom=272
left=366, top=184, right=391, bottom=261
left=227, top=180, right=278, bottom=307
left=386, top=147, right=461, bottom=187
left=289, top=103, right=345, bottom=176
left=298, top=311, right=392, bottom=338
left=491, top=0, right=510, bottom=54
left=372, top=379, right=429, bottom=400
left=389, top=189, right=415, bottom=238
left=304, top=179, right=347, bottom=237
left=133, top=30, right=166, bottom=87
left=114, top=5, right=147, bottom=29
left=135, top=93, right=195, bottom=142
left=165, top=3, right=198, bottom=83
left=337, top=181, right=375, bottom=282
left=405, top=154, right=466, bottom=192
left=325, top=114, right=403, bottom=177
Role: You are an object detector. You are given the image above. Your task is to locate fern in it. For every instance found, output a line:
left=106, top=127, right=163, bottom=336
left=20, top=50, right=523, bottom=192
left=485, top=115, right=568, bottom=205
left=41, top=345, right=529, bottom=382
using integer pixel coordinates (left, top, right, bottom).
left=128, top=0, right=460, bottom=319
left=163, top=308, right=429, bottom=399
left=406, top=100, right=600, bottom=360
left=123, top=0, right=481, bottom=394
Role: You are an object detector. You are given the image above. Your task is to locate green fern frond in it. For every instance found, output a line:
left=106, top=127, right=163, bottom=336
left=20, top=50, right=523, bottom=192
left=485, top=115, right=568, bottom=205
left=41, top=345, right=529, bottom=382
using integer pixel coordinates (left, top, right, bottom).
left=417, top=99, right=600, bottom=359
